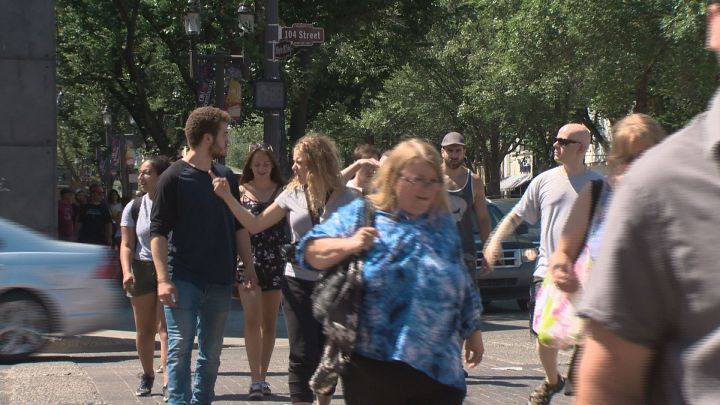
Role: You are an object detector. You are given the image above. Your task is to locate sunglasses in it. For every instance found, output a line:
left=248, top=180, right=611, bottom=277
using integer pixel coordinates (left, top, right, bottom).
left=248, top=143, right=274, bottom=153
left=554, top=137, right=581, bottom=146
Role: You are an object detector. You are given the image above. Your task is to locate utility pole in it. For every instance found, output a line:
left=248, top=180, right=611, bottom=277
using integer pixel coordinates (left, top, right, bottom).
left=262, top=0, right=288, bottom=173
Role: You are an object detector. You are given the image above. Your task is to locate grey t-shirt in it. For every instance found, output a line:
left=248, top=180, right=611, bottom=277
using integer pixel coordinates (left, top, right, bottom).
left=578, top=91, right=720, bottom=404
left=512, top=166, right=603, bottom=278
left=275, top=186, right=357, bottom=281
left=120, top=194, right=153, bottom=261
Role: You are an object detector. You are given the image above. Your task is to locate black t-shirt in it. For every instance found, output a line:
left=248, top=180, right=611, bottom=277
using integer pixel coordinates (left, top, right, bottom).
left=150, top=160, right=241, bottom=286
left=77, top=202, right=112, bottom=245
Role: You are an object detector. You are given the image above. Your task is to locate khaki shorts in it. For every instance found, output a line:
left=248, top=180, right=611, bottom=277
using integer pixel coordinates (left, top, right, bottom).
left=126, top=260, right=158, bottom=298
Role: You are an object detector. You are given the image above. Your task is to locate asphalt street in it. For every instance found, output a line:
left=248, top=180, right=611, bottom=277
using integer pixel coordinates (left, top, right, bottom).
left=0, top=300, right=573, bottom=405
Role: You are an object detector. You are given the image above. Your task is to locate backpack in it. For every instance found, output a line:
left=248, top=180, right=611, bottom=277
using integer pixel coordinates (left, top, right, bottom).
left=129, top=194, right=145, bottom=253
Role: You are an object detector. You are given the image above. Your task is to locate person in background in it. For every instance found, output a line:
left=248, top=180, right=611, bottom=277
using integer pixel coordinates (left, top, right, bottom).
left=440, top=131, right=492, bottom=280
left=546, top=113, right=667, bottom=395
left=235, top=143, right=288, bottom=399
left=58, top=188, right=75, bottom=241
left=298, top=138, right=484, bottom=405
left=108, top=189, right=123, bottom=249
left=483, top=123, right=603, bottom=405
left=341, top=144, right=380, bottom=195
left=212, top=133, right=357, bottom=405
left=72, top=188, right=87, bottom=240
left=77, top=184, right=113, bottom=246
left=120, top=156, right=171, bottom=399
left=577, top=3, right=720, bottom=403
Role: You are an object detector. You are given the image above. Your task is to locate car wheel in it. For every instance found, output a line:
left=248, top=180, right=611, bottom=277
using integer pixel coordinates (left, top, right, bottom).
left=0, top=292, right=50, bottom=359
left=517, top=299, right=530, bottom=311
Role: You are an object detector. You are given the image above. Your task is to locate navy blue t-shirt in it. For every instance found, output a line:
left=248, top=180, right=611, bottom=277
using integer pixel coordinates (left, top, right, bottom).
left=150, top=160, right=241, bottom=286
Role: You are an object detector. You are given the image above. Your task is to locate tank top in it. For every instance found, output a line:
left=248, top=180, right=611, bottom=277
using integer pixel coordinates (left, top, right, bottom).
left=447, top=169, right=476, bottom=257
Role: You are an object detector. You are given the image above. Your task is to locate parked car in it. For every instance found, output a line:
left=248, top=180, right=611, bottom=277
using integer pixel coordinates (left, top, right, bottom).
left=0, top=218, right=123, bottom=358
left=475, top=200, right=540, bottom=310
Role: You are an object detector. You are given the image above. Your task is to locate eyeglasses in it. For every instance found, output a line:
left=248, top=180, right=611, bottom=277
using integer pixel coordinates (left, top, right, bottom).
left=554, top=137, right=581, bottom=147
left=248, top=143, right=274, bottom=153
left=400, top=176, right=443, bottom=189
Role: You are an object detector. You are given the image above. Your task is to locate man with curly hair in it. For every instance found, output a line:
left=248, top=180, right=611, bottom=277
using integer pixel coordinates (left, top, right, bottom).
left=150, top=106, right=255, bottom=404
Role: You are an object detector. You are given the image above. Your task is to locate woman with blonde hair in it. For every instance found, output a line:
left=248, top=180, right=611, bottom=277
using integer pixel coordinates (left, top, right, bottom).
left=546, top=113, right=667, bottom=394
left=296, top=138, right=485, bottom=405
left=212, top=133, right=356, bottom=405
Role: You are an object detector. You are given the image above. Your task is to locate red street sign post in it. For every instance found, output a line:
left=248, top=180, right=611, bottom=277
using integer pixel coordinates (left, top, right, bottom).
left=274, top=40, right=293, bottom=60
left=281, top=23, right=325, bottom=46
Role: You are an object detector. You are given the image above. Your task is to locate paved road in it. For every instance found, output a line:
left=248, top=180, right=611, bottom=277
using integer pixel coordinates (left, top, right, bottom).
left=0, top=300, right=573, bottom=405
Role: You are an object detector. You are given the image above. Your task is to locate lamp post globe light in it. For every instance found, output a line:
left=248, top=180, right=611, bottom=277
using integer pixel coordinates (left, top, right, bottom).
left=184, top=0, right=201, bottom=36
left=237, top=4, right=254, bottom=36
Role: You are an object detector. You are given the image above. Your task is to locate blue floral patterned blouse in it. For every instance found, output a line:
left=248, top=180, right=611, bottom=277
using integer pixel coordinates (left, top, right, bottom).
left=297, top=198, right=483, bottom=390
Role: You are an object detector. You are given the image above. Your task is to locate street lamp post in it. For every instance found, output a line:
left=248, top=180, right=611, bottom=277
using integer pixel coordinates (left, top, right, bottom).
left=185, top=1, right=251, bottom=109
left=101, top=106, right=113, bottom=193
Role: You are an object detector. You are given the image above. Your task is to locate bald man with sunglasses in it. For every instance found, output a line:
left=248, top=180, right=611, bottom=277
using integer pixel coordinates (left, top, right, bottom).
left=483, top=123, right=602, bottom=405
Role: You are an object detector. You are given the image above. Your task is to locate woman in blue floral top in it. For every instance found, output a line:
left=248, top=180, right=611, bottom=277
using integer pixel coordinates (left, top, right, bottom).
left=298, top=138, right=484, bottom=405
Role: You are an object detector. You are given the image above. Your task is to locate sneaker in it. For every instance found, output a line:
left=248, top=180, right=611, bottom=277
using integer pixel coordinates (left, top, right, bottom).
left=260, top=381, right=272, bottom=396
left=527, top=375, right=565, bottom=405
left=156, top=365, right=163, bottom=374
left=135, top=373, right=154, bottom=397
left=248, top=382, right=264, bottom=400
left=564, top=376, right=574, bottom=396
left=162, top=385, right=168, bottom=402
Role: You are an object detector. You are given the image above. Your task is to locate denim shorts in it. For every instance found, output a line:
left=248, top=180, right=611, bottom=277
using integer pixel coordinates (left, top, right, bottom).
left=127, top=260, right=158, bottom=298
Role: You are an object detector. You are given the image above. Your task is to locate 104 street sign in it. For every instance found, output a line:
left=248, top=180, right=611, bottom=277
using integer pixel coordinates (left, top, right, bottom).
left=281, top=23, right=324, bottom=46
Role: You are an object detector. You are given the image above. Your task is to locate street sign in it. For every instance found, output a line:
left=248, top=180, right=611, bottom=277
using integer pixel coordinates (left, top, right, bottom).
left=281, top=23, right=325, bottom=46
left=274, top=40, right=293, bottom=60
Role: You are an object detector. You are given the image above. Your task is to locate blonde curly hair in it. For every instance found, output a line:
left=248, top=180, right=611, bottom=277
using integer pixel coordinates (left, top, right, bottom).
left=288, top=133, right=343, bottom=216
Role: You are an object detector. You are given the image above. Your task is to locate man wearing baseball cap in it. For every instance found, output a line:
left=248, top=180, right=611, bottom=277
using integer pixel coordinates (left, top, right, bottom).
left=440, top=132, right=492, bottom=281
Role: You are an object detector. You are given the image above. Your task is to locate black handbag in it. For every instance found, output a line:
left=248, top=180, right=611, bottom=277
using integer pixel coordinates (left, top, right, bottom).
left=309, top=198, right=375, bottom=394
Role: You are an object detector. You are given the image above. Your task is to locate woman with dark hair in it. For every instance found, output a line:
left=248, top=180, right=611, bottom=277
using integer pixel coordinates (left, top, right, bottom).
left=236, top=143, right=288, bottom=399
left=119, top=156, right=172, bottom=399
left=212, top=134, right=357, bottom=405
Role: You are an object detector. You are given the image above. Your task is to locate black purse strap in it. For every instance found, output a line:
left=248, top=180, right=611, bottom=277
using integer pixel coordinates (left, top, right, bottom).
left=305, top=187, right=332, bottom=226
left=576, top=179, right=604, bottom=258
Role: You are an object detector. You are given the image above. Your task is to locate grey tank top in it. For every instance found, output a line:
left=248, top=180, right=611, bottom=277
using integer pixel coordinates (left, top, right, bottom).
left=447, top=169, right=476, bottom=257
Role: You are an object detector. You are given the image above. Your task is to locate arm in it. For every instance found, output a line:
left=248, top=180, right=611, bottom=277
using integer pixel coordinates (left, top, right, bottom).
left=339, top=158, right=379, bottom=184
left=211, top=173, right=287, bottom=234
left=151, top=235, right=178, bottom=306
left=548, top=184, right=593, bottom=293
left=303, top=227, right=378, bottom=270
left=105, top=222, right=113, bottom=245
left=482, top=211, right=524, bottom=269
left=119, top=226, right=136, bottom=293
left=471, top=174, right=492, bottom=245
left=577, top=320, right=653, bottom=404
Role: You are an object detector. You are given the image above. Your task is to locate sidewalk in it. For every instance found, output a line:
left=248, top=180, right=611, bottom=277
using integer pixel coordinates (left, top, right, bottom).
left=1, top=336, right=572, bottom=405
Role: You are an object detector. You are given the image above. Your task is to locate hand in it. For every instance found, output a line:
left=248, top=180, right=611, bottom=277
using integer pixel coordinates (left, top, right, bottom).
left=552, top=263, right=580, bottom=293
left=358, top=158, right=380, bottom=169
left=158, top=280, right=178, bottom=308
left=349, top=227, right=378, bottom=254
left=209, top=170, right=231, bottom=201
left=122, top=272, right=135, bottom=294
left=478, top=257, right=492, bottom=276
left=464, top=330, right=484, bottom=368
left=482, top=241, right=502, bottom=271
left=242, top=267, right=259, bottom=290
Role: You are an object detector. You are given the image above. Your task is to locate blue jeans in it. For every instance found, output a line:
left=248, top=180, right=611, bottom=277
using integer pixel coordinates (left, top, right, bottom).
left=164, top=280, right=232, bottom=405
